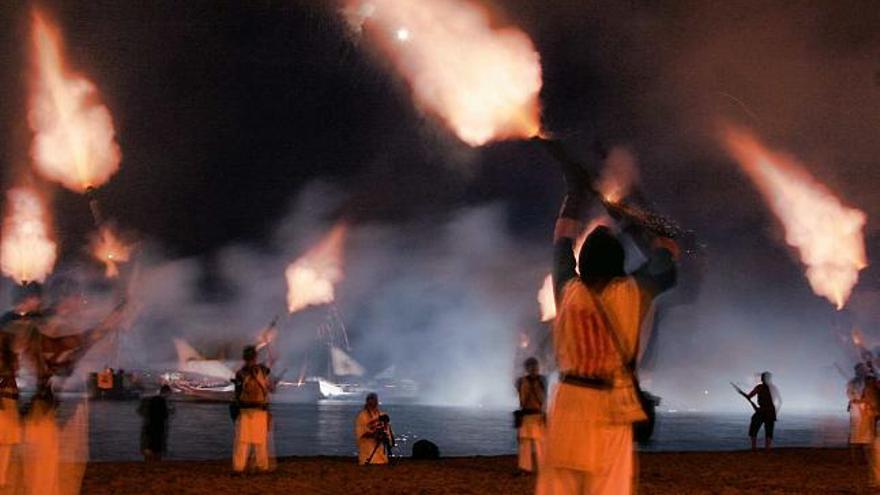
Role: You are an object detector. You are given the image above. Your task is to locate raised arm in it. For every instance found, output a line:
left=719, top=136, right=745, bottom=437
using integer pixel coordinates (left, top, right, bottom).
left=632, top=240, right=678, bottom=298
left=745, top=386, right=759, bottom=399
left=541, top=138, right=592, bottom=300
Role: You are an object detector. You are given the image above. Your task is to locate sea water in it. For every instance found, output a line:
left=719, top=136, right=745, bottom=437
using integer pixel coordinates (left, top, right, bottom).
left=80, top=401, right=849, bottom=461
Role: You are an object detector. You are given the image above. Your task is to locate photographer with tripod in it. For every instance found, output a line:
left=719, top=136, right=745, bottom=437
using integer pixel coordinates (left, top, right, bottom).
left=355, top=393, right=394, bottom=465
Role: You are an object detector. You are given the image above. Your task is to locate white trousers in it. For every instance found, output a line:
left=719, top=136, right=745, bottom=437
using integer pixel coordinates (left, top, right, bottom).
left=519, top=437, right=544, bottom=472
left=233, top=409, right=270, bottom=472
left=537, top=432, right=633, bottom=495
left=0, top=445, right=11, bottom=486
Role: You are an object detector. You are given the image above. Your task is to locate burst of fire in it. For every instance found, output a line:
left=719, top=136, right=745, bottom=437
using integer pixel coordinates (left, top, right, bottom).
left=256, top=325, right=278, bottom=351
left=286, top=224, right=347, bottom=313
left=852, top=328, right=865, bottom=348
left=537, top=273, right=556, bottom=322
left=596, top=147, right=639, bottom=204
left=720, top=125, right=867, bottom=309
left=344, top=0, right=542, bottom=146
left=0, top=188, right=57, bottom=284
left=29, top=10, right=121, bottom=193
left=89, top=225, right=131, bottom=278
left=296, top=361, right=309, bottom=386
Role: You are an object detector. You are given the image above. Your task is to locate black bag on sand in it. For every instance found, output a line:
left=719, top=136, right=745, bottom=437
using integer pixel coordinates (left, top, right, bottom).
left=412, top=439, right=440, bottom=459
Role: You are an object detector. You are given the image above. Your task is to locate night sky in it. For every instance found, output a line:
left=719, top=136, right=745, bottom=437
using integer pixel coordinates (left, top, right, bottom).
left=0, top=1, right=879, bottom=407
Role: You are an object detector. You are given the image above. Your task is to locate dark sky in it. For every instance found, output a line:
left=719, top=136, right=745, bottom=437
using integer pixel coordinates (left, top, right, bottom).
left=0, top=1, right=876, bottom=255
left=1, top=0, right=879, bottom=407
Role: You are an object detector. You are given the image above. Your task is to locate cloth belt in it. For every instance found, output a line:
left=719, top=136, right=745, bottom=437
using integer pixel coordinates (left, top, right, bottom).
left=559, top=373, right=613, bottom=390
left=519, top=408, right=543, bottom=416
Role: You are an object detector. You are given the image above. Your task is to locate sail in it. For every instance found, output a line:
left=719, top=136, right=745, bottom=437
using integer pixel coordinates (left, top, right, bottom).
left=172, top=338, right=234, bottom=380
left=173, top=338, right=205, bottom=366
left=330, top=346, right=365, bottom=377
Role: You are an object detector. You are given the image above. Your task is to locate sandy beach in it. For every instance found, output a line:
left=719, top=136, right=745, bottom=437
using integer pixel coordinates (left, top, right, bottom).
left=73, top=448, right=874, bottom=495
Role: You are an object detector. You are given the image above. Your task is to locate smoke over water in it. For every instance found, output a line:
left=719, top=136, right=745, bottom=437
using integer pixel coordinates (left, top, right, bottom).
left=45, top=183, right=543, bottom=407
left=1, top=1, right=877, bottom=414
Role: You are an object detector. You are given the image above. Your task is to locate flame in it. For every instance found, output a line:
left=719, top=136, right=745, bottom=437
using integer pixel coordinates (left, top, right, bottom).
left=0, top=188, right=57, bottom=284
left=89, top=225, right=131, bottom=278
left=256, top=325, right=278, bottom=351
left=28, top=10, right=121, bottom=193
left=296, top=361, right=308, bottom=386
left=852, top=328, right=865, bottom=348
left=537, top=273, right=556, bottom=322
left=345, top=0, right=542, bottom=146
left=285, top=224, right=347, bottom=313
left=720, top=125, right=867, bottom=309
left=596, top=147, right=639, bottom=203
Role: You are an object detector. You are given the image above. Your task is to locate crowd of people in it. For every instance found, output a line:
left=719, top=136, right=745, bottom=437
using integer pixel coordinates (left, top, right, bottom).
left=5, top=165, right=867, bottom=495
left=0, top=159, right=868, bottom=495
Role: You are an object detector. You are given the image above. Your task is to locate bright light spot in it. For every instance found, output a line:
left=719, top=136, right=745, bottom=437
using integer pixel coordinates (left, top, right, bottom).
left=396, top=28, right=410, bottom=41
left=703, top=390, right=709, bottom=395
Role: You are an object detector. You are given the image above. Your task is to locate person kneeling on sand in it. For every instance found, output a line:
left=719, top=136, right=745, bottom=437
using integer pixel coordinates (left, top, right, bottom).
left=356, top=393, right=394, bottom=465
left=231, top=345, right=274, bottom=473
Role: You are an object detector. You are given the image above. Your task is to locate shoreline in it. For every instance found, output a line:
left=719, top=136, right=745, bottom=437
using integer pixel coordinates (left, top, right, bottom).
left=73, top=448, right=873, bottom=494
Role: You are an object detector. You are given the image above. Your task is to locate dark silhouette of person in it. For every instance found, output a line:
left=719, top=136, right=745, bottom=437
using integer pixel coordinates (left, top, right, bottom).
left=738, top=371, right=779, bottom=451
left=138, top=385, right=174, bottom=461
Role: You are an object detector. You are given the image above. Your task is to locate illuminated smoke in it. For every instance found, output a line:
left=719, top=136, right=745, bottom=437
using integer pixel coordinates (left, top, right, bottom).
left=0, top=188, right=57, bottom=284
left=596, top=147, right=639, bottom=204
left=720, top=124, right=867, bottom=309
left=537, top=273, right=555, bottom=322
left=285, top=224, right=347, bottom=313
left=345, top=0, right=542, bottom=146
left=89, top=225, right=132, bottom=278
left=29, top=10, right=121, bottom=193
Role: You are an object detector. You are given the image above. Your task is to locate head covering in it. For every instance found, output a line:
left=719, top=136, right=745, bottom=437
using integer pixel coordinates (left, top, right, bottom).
left=242, top=345, right=257, bottom=361
left=578, top=226, right=625, bottom=285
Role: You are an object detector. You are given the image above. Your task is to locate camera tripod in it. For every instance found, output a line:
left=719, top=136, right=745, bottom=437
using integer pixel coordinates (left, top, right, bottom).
left=365, top=429, right=394, bottom=465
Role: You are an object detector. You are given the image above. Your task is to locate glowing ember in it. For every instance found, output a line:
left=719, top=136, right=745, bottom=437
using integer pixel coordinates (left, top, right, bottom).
left=256, top=323, right=278, bottom=351
left=89, top=225, right=132, bottom=278
left=720, top=125, right=867, bottom=309
left=852, top=328, right=865, bottom=348
left=286, top=224, right=347, bottom=313
left=537, top=273, right=556, bottom=322
left=29, top=10, right=121, bottom=193
left=345, top=0, right=542, bottom=146
left=0, top=188, right=57, bottom=284
left=596, top=147, right=639, bottom=204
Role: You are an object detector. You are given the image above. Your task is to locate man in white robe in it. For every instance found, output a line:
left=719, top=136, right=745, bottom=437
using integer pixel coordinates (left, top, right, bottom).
left=356, top=393, right=392, bottom=465
left=537, top=144, right=677, bottom=495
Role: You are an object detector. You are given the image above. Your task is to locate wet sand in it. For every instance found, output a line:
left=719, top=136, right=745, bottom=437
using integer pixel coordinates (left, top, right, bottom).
left=78, top=449, right=871, bottom=495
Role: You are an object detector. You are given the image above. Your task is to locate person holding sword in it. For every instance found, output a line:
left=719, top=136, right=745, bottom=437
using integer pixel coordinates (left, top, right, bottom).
left=732, top=372, right=780, bottom=452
